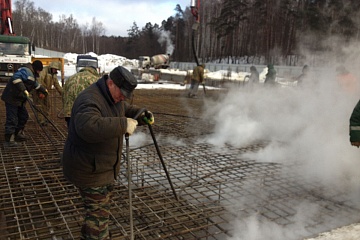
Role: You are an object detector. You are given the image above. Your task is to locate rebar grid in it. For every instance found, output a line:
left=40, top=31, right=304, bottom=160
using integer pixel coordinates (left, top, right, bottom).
left=0, top=88, right=359, bottom=239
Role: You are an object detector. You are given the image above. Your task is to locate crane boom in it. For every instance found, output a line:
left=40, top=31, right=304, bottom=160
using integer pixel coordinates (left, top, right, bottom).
left=0, top=0, right=13, bottom=35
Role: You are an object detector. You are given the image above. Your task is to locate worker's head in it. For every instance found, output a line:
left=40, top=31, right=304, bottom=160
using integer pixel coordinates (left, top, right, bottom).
left=32, top=60, right=43, bottom=75
left=201, top=64, right=205, bottom=68
left=267, top=64, right=274, bottom=69
left=49, top=61, right=61, bottom=74
left=250, top=66, right=256, bottom=71
left=108, top=66, right=137, bottom=102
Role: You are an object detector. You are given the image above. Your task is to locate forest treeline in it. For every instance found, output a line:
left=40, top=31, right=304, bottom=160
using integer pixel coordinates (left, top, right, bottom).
left=12, top=0, right=360, bottom=66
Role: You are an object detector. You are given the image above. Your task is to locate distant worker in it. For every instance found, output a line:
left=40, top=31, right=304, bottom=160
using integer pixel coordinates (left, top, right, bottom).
left=63, top=66, right=100, bottom=127
left=349, top=99, right=360, bottom=148
left=296, top=65, right=310, bottom=87
left=264, top=64, right=277, bottom=86
left=336, top=65, right=359, bottom=94
left=33, top=61, right=63, bottom=126
left=188, top=64, right=205, bottom=98
left=62, top=66, right=154, bottom=240
left=1, top=61, right=48, bottom=146
left=245, top=66, right=259, bottom=85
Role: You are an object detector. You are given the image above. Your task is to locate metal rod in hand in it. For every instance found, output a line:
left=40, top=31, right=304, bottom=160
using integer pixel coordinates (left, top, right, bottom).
left=147, top=124, right=179, bottom=201
left=125, top=133, right=134, bottom=240
left=27, top=97, right=66, bottom=139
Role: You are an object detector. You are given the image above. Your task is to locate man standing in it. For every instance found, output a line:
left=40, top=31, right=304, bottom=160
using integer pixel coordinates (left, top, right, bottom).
left=62, top=66, right=154, bottom=240
left=34, top=61, right=63, bottom=125
left=245, top=65, right=260, bottom=87
left=1, top=60, right=48, bottom=146
left=264, top=64, right=277, bottom=86
left=188, top=64, right=205, bottom=98
left=62, top=66, right=99, bottom=127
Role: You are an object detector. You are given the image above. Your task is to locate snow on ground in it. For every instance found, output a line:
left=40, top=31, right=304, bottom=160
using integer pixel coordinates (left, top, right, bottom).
left=61, top=52, right=223, bottom=90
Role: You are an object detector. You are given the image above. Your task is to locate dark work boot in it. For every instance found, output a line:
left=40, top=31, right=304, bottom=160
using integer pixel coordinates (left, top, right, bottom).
left=4, top=134, right=18, bottom=147
left=15, top=129, right=27, bottom=142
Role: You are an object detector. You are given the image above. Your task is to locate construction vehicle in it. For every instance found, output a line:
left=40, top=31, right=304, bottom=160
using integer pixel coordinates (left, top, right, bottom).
left=76, top=54, right=99, bottom=73
left=139, top=54, right=170, bottom=69
left=0, top=0, right=34, bottom=85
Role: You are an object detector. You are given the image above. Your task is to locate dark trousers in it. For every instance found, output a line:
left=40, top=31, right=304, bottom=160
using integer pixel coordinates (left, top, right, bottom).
left=5, top=102, right=29, bottom=135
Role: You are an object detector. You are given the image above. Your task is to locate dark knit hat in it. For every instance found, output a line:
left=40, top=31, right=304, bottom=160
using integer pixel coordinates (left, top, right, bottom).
left=109, top=66, right=137, bottom=99
left=32, top=60, right=43, bottom=72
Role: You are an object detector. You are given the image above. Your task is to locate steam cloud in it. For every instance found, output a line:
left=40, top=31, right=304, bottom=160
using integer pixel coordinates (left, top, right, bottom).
left=158, top=30, right=174, bottom=55
left=199, top=41, right=360, bottom=239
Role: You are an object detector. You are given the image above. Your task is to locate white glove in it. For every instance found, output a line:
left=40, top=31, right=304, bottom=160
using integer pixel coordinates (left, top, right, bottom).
left=126, top=118, right=138, bottom=135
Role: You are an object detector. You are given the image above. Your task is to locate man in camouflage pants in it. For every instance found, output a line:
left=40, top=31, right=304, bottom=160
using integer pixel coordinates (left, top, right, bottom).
left=62, top=66, right=154, bottom=239
left=63, top=66, right=99, bottom=127
left=34, top=61, right=63, bottom=125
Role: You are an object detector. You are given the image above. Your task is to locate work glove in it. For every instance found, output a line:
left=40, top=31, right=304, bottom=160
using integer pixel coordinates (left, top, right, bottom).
left=38, top=85, right=48, bottom=96
left=22, top=90, right=29, bottom=99
left=139, top=111, right=154, bottom=125
left=126, top=118, right=138, bottom=135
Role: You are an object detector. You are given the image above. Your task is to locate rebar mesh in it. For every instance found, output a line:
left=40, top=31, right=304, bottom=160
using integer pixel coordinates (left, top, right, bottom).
left=0, top=88, right=359, bottom=239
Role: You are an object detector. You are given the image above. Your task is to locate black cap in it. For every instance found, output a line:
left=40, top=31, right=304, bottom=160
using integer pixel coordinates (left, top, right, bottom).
left=32, top=60, right=43, bottom=72
left=109, top=66, right=137, bottom=98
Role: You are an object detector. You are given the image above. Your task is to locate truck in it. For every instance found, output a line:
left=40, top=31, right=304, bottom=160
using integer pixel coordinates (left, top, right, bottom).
left=139, top=54, right=170, bottom=69
left=0, top=0, right=34, bottom=85
left=76, top=54, right=99, bottom=73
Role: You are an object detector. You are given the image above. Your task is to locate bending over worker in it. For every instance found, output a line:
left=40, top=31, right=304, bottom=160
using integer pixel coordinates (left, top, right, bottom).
left=33, top=61, right=63, bottom=126
left=188, top=64, right=205, bottom=98
left=62, top=66, right=154, bottom=240
left=1, top=60, right=48, bottom=146
left=62, top=66, right=99, bottom=127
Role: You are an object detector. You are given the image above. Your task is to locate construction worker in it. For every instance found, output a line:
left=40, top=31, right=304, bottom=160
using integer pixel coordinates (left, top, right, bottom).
left=34, top=61, right=63, bottom=126
left=62, top=66, right=154, bottom=240
left=63, top=66, right=99, bottom=127
left=264, top=64, right=277, bottom=86
left=245, top=65, right=260, bottom=86
left=349, top=99, right=360, bottom=148
left=188, top=64, right=205, bottom=98
left=296, top=64, right=310, bottom=87
left=1, top=60, right=48, bottom=146
left=336, top=65, right=359, bottom=94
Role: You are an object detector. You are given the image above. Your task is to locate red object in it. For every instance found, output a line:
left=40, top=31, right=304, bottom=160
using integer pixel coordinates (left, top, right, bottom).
left=39, top=93, right=45, bottom=99
left=0, top=0, right=14, bottom=35
left=191, top=0, right=200, bottom=23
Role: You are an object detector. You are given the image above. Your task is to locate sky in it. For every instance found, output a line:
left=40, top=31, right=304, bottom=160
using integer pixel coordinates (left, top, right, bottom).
left=23, top=0, right=190, bottom=37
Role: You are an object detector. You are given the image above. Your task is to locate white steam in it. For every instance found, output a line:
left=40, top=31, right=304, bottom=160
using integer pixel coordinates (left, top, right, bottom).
left=200, top=43, right=360, bottom=239
left=158, top=30, right=174, bottom=55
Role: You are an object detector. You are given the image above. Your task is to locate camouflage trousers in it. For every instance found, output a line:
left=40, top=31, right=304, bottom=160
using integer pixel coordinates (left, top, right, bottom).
left=33, top=94, right=50, bottom=124
left=78, top=184, right=114, bottom=240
